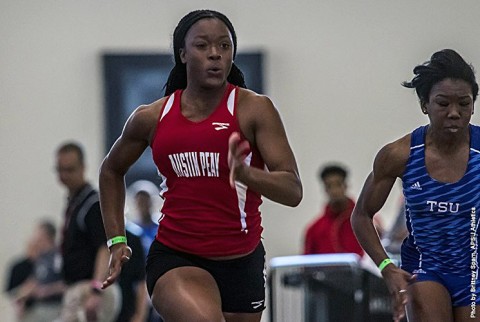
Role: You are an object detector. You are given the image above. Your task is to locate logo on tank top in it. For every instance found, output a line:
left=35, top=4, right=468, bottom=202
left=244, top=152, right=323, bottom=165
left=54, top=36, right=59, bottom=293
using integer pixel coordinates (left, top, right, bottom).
left=251, top=300, right=264, bottom=309
left=410, top=181, right=422, bottom=190
left=426, top=201, right=460, bottom=213
left=168, top=152, right=220, bottom=178
left=212, top=122, right=230, bottom=130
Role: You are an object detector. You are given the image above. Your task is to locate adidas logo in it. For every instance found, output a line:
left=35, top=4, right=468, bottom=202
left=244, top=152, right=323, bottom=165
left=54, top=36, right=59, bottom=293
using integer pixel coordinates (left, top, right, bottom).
left=411, top=181, right=422, bottom=190
left=212, top=122, right=230, bottom=130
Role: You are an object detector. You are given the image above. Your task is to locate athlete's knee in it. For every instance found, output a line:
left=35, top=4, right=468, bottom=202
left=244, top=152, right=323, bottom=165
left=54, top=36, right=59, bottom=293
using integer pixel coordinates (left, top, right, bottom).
left=157, top=308, right=225, bottom=322
left=191, top=311, right=226, bottom=322
left=152, top=296, right=225, bottom=322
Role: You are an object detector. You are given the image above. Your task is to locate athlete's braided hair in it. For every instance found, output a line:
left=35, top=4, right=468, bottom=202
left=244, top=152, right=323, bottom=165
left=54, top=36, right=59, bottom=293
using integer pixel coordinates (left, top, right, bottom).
left=402, top=49, right=479, bottom=105
left=164, top=9, right=246, bottom=96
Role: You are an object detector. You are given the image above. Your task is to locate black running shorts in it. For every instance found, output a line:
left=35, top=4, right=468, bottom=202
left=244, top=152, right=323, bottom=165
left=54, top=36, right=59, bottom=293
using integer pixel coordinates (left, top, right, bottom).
left=146, top=240, right=266, bottom=313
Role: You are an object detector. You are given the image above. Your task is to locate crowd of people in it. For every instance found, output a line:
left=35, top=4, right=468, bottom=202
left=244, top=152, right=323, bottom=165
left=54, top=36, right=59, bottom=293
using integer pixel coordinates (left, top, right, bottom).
left=4, top=8, right=480, bottom=322
left=5, top=143, right=162, bottom=322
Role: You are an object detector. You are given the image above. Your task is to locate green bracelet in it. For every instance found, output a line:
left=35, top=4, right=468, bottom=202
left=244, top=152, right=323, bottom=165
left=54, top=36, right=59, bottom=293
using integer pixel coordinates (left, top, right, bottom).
left=107, top=236, right=127, bottom=248
left=378, top=258, right=393, bottom=272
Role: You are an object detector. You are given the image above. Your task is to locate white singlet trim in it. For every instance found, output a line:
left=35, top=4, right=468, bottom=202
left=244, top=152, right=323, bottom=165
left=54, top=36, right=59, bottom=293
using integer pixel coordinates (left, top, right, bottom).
left=235, top=152, right=252, bottom=232
left=160, top=93, right=175, bottom=121
left=227, top=88, right=236, bottom=116
left=410, top=143, right=424, bottom=150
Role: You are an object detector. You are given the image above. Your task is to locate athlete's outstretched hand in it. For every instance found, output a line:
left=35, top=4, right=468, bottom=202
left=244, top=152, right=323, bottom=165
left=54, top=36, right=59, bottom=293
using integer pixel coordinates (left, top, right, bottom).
left=382, top=265, right=417, bottom=322
left=228, top=132, right=250, bottom=188
left=102, top=244, right=132, bottom=289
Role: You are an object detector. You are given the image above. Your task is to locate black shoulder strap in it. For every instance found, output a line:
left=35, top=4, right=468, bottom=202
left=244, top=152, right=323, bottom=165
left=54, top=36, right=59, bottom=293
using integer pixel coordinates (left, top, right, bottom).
left=74, top=185, right=99, bottom=232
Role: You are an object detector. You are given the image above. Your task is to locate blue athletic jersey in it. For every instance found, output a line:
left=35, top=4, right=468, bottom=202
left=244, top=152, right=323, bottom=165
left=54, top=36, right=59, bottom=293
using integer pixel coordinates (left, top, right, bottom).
left=401, top=124, right=480, bottom=276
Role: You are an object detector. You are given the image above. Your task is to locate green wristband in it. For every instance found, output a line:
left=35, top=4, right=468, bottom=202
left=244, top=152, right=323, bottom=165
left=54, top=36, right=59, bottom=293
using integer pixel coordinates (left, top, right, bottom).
left=378, top=258, right=393, bottom=272
left=107, top=236, right=127, bottom=248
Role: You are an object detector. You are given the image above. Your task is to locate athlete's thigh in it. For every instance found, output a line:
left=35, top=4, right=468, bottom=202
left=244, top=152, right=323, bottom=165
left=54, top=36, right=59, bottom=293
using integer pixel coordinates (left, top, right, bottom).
left=223, top=312, right=262, bottom=322
left=406, top=281, right=453, bottom=322
left=454, top=306, right=480, bottom=322
left=151, top=266, right=224, bottom=322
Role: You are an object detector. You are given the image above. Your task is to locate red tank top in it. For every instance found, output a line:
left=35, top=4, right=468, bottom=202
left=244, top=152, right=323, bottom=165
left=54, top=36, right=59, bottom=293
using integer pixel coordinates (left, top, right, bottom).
left=151, top=84, right=264, bottom=257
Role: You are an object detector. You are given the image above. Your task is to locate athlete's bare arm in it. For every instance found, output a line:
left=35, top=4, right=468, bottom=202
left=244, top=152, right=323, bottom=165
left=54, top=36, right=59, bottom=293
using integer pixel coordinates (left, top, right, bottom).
left=352, top=135, right=409, bottom=262
left=351, top=134, right=414, bottom=321
left=99, top=99, right=164, bottom=288
left=230, top=89, right=302, bottom=207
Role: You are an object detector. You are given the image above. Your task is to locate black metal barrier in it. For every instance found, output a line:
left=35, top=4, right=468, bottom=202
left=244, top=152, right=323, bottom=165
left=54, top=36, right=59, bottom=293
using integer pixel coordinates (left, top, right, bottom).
left=268, top=254, right=392, bottom=322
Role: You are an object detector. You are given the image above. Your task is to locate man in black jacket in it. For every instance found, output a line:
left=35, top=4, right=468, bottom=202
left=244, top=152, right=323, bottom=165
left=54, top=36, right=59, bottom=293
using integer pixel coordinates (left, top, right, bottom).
left=55, top=142, right=120, bottom=322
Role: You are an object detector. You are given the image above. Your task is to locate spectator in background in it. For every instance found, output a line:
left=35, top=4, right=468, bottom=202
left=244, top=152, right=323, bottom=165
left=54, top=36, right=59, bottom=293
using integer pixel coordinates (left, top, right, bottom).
left=54, top=142, right=121, bottom=322
left=6, top=254, right=36, bottom=321
left=127, top=181, right=163, bottom=322
left=131, top=187, right=159, bottom=258
left=304, top=163, right=382, bottom=256
left=5, top=232, right=38, bottom=300
left=5, top=220, right=64, bottom=322
left=13, top=220, right=65, bottom=322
